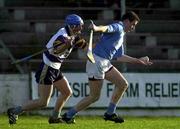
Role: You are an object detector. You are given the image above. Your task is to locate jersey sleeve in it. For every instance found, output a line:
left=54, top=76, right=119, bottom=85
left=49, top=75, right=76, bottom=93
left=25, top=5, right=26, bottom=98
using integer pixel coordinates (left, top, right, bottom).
left=53, top=35, right=67, bottom=48
left=52, top=35, right=71, bottom=55
left=106, top=23, right=124, bottom=33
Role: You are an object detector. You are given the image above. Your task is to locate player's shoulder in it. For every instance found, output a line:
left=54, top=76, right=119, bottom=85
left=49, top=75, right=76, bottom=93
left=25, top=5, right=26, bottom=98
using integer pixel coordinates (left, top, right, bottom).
left=111, top=21, right=123, bottom=27
left=54, top=28, right=69, bottom=40
left=56, top=27, right=68, bottom=36
left=107, top=21, right=123, bottom=32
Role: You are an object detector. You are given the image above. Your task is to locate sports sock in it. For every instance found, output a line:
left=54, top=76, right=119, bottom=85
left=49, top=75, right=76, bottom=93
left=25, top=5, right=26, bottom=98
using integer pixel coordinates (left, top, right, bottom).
left=66, top=107, right=77, bottom=118
left=52, top=110, right=60, bottom=118
left=13, top=106, right=23, bottom=115
left=106, top=102, right=116, bottom=115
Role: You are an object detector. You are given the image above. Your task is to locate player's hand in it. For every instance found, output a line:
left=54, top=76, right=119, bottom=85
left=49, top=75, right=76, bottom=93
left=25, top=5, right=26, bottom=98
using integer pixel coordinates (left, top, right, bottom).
left=138, top=56, right=153, bottom=65
left=88, top=20, right=97, bottom=31
left=74, top=36, right=87, bottom=49
left=53, top=36, right=71, bottom=55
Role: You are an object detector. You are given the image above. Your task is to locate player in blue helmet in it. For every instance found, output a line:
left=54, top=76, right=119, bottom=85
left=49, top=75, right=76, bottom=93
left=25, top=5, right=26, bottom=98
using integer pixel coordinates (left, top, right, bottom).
left=65, top=14, right=84, bottom=25
left=7, top=14, right=87, bottom=125
left=65, top=14, right=84, bottom=35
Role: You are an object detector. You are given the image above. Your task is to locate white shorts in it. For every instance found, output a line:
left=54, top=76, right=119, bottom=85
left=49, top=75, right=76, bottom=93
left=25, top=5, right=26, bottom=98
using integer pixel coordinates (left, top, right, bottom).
left=86, top=54, right=113, bottom=79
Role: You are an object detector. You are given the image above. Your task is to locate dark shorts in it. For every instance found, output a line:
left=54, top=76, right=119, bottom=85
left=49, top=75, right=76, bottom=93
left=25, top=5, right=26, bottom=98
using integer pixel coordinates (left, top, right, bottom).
left=35, top=62, right=64, bottom=85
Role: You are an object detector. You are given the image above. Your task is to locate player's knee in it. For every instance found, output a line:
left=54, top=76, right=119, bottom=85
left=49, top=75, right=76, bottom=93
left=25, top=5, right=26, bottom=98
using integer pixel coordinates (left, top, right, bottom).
left=90, top=95, right=100, bottom=103
left=68, top=89, right=73, bottom=96
left=123, top=80, right=129, bottom=90
left=117, top=80, right=129, bottom=91
left=61, top=89, right=73, bottom=98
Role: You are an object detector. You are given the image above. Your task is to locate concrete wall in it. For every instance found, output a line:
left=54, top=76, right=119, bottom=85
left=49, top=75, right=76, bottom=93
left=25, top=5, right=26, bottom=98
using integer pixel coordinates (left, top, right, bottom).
left=0, top=74, right=29, bottom=113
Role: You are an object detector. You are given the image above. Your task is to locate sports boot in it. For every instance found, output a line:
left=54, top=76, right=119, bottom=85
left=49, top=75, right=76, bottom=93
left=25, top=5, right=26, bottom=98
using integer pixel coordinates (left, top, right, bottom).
left=62, top=113, right=75, bottom=124
left=104, top=113, right=124, bottom=123
left=7, top=108, right=18, bottom=125
left=48, top=117, right=64, bottom=124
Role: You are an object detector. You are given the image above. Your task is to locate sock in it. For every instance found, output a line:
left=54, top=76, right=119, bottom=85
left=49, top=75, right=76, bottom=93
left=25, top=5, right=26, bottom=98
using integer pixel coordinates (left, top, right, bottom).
left=106, top=103, right=116, bottom=115
left=66, top=107, right=77, bottom=118
left=52, top=110, right=60, bottom=118
left=13, top=106, right=23, bottom=115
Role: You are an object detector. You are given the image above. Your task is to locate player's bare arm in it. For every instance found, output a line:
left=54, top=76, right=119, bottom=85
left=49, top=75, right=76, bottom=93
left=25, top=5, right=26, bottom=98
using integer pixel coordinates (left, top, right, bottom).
left=117, top=55, right=153, bottom=65
left=89, top=22, right=108, bottom=32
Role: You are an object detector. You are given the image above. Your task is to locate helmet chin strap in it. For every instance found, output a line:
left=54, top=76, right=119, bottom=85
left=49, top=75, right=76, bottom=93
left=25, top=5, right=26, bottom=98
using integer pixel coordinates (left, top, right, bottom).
left=67, top=25, right=81, bottom=36
left=67, top=25, right=74, bottom=35
left=66, top=25, right=79, bottom=46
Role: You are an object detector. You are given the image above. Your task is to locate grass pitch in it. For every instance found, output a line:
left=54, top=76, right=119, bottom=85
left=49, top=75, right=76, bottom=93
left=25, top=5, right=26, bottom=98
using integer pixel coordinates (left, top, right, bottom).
left=0, top=115, right=179, bottom=129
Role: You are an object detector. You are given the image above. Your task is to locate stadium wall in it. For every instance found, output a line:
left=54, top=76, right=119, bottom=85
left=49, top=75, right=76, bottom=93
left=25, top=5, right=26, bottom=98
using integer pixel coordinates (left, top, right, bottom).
left=0, top=74, right=29, bottom=113
left=0, top=73, right=180, bottom=116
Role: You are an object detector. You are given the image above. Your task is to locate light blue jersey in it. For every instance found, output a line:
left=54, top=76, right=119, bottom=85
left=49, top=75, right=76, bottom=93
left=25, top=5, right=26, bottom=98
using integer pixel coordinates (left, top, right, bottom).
left=93, top=22, right=125, bottom=60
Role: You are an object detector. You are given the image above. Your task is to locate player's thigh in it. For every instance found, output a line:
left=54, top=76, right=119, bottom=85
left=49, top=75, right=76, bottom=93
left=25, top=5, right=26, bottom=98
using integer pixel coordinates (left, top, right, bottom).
left=54, top=76, right=72, bottom=95
left=105, top=67, right=128, bottom=86
left=38, top=84, right=53, bottom=101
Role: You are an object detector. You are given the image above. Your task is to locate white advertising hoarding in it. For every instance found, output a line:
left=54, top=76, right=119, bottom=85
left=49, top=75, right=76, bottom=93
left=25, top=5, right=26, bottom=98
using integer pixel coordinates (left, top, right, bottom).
left=31, top=73, right=180, bottom=108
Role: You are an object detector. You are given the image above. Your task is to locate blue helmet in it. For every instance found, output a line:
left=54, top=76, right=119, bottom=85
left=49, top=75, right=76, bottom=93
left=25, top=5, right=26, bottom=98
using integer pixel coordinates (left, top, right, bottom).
left=65, top=14, right=84, bottom=26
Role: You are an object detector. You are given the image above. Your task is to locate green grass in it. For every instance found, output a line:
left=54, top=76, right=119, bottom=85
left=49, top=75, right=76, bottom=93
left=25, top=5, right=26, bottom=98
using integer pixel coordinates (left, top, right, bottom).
left=1, top=115, right=180, bottom=129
